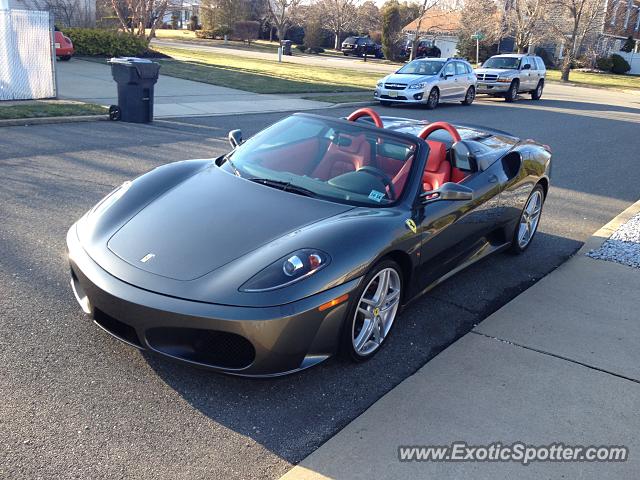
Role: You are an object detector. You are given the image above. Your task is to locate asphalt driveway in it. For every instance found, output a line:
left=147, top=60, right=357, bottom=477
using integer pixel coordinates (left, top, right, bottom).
left=1, top=83, right=640, bottom=479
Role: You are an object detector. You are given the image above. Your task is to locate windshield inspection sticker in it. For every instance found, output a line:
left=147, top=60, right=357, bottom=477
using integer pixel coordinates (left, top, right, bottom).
left=368, top=190, right=385, bottom=203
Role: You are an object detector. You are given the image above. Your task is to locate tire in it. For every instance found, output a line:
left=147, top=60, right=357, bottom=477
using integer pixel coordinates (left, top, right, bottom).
left=380, top=100, right=392, bottom=107
left=425, top=87, right=439, bottom=109
left=504, top=80, right=519, bottom=102
left=343, top=259, right=403, bottom=362
left=531, top=80, right=544, bottom=100
left=509, top=184, right=545, bottom=254
left=343, top=52, right=348, bottom=56
left=461, top=86, right=475, bottom=105
left=108, top=105, right=121, bottom=121
left=59, top=55, right=72, bottom=61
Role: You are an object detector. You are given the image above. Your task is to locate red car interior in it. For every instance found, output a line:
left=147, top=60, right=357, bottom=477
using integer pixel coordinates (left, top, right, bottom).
left=255, top=111, right=470, bottom=200
left=312, top=134, right=371, bottom=180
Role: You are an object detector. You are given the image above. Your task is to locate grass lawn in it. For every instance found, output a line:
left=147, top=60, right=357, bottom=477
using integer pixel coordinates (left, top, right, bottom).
left=546, top=69, right=640, bottom=90
left=0, top=101, right=107, bottom=120
left=154, top=45, right=377, bottom=94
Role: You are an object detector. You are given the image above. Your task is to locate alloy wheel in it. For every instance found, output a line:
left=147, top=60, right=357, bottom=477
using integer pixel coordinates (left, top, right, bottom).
left=518, top=190, right=543, bottom=248
left=351, top=267, right=401, bottom=356
left=426, top=88, right=439, bottom=109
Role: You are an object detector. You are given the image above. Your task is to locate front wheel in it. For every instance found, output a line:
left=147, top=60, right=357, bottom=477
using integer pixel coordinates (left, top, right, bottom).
left=509, top=185, right=545, bottom=253
left=531, top=80, right=544, bottom=100
left=425, top=88, right=439, bottom=109
left=461, top=86, right=475, bottom=105
left=343, top=260, right=403, bottom=362
left=504, top=80, right=519, bottom=102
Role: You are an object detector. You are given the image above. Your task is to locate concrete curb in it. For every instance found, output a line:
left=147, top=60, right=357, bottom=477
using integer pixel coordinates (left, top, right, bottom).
left=0, top=115, right=108, bottom=128
left=577, top=197, right=640, bottom=255
left=546, top=79, right=640, bottom=96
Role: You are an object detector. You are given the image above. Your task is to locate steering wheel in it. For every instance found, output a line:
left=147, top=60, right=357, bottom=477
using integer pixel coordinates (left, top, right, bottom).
left=418, top=121, right=461, bottom=142
left=357, top=166, right=396, bottom=200
left=347, top=108, right=384, bottom=128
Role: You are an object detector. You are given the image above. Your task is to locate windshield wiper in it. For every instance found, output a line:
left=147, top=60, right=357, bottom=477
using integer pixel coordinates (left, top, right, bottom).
left=223, top=153, right=242, bottom=177
left=249, top=178, right=317, bottom=198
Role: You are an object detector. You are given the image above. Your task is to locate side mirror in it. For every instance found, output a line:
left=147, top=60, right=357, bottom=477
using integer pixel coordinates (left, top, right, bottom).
left=522, top=63, right=531, bottom=70
left=228, top=129, right=243, bottom=148
left=421, top=182, right=474, bottom=203
left=451, top=140, right=478, bottom=172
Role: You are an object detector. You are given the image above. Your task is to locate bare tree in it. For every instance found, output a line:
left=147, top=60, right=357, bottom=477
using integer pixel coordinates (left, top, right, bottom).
left=456, top=0, right=505, bottom=61
left=505, top=0, right=551, bottom=53
left=544, top=0, right=602, bottom=80
left=266, top=0, right=302, bottom=44
left=408, top=0, right=441, bottom=61
left=29, top=0, right=94, bottom=27
left=315, top=0, right=357, bottom=50
left=111, top=0, right=171, bottom=39
left=355, top=1, right=381, bottom=33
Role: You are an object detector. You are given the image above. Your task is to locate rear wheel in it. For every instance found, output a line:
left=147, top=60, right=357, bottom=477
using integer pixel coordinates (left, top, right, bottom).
left=504, top=80, right=519, bottom=102
left=425, top=87, right=439, bottom=109
left=509, top=185, right=545, bottom=253
left=59, top=55, right=72, bottom=61
left=461, top=86, right=475, bottom=105
left=531, top=80, right=544, bottom=100
left=343, top=260, right=403, bottom=362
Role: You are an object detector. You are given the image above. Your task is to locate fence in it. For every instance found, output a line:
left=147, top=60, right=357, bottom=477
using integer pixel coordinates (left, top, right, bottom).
left=617, top=51, right=640, bottom=75
left=0, top=9, right=57, bottom=101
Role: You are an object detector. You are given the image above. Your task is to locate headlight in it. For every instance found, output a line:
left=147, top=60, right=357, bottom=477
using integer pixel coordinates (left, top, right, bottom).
left=376, top=80, right=384, bottom=87
left=240, top=249, right=330, bottom=292
left=408, top=82, right=427, bottom=89
left=496, top=77, right=513, bottom=83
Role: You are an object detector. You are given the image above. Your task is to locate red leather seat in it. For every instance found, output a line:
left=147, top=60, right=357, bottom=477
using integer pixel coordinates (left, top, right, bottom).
left=312, top=135, right=371, bottom=180
left=423, top=140, right=450, bottom=191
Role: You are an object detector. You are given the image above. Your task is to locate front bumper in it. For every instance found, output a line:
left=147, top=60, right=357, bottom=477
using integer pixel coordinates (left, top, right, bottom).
left=66, top=225, right=360, bottom=377
left=476, top=81, right=511, bottom=94
left=374, top=88, right=426, bottom=103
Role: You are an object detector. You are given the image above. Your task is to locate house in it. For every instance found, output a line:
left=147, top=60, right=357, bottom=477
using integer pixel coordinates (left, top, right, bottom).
left=162, top=0, right=200, bottom=29
left=599, top=0, right=640, bottom=53
left=402, top=9, right=462, bottom=58
left=5, top=0, right=95, bottom=26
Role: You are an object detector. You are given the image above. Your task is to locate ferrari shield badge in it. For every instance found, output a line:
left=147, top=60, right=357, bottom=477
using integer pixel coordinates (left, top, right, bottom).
left=405, top=219, right=417, bottom=234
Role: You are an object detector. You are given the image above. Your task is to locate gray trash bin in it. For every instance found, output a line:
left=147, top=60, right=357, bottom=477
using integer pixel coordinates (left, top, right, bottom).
left=108, top=57, right=161, bottom=123
left=282, top=40, right=293, bottom=56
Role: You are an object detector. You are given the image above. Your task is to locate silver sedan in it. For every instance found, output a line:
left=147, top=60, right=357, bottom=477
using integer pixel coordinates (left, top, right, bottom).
left=374, top=58, right=477, bottom=109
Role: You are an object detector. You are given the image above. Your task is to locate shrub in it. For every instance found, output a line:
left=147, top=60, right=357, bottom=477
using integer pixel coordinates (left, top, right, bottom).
left=595, top=56, right=613, bottom=71
left=62, top=28, right=149, bottom=57
left=610, top=53, right=631, bottom=74
left=195, top=29, right=215, bottom=39
left=234, top=20, right=259, bottom=44
left=621, top=36, right=635, bottom=53
left=308, top=46, right=325, bottom=54
left=534, top=48, right=555, bottom=68
left=188, top=15, right=198, bottom=31
left=295, top=44, right=307, bottom=52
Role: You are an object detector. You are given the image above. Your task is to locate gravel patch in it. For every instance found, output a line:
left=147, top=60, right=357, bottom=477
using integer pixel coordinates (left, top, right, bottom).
left=587, top=212, right=640, bottom=268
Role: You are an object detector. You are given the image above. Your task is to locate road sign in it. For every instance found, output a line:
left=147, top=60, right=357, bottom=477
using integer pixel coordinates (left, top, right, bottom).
left=471, top=32, right=485, bottom=40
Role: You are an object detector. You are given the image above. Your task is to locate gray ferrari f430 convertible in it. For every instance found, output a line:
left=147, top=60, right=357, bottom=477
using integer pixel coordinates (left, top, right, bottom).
left=67, top=108, right=551, bottom=376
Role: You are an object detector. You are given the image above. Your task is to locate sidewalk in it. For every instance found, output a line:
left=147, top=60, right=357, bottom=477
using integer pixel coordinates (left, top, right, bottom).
left=56, top=59, right=331, bottom=118
left=281, top=200, right=640, bottom=480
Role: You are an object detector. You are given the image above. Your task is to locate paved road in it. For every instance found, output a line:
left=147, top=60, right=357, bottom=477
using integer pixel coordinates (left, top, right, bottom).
left=151, top=38, right=398, bottom=74
left=1, top=84, right=639, bottom=479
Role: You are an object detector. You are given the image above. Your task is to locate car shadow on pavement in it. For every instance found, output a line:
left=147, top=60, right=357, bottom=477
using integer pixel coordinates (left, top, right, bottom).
left=141, top=230, right=580, bottom=463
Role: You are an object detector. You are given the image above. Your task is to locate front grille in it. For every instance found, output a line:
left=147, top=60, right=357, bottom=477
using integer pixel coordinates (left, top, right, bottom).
left=477, top=73, right=498, bottom=82
left=381, top=94, right=408, bottom=100
left=384, top=83, right=407, bottom=90
left=146, top=327, right=256, bottom=369
left=93, top=308, right=142, bottom=348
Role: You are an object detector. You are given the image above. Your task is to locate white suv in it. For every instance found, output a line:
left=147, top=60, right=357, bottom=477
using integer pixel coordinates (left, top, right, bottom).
left=374, top=57, right=477, bottom=109
left=474, top=54, right=546, bottom=102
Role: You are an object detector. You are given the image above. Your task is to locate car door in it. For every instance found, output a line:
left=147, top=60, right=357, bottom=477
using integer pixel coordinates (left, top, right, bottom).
left=519, top=57, right=534, bottom=90
left=454, top=62, right=471, bottom=98
left=438, top=62, right=457, bottom=99
left=414, top=151, right=504, bottom=291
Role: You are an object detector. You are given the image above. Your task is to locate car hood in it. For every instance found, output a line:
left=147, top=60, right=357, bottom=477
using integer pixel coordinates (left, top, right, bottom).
left=106, top=167, right=352, bottom=281
left=383, top=74, right=437, bottom=85
left=475, top=68, right=516, bottom=76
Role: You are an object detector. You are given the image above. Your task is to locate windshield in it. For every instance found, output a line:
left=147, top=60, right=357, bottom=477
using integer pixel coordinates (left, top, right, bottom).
left=221, top=116, right=418, bottom=207
left=482, top=57, right=521, bottom=69
left=397, top=60, right=445, bottom=75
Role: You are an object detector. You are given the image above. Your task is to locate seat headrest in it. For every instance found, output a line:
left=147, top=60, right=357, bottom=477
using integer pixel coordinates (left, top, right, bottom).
left=425, top=140, right=447, bottom=172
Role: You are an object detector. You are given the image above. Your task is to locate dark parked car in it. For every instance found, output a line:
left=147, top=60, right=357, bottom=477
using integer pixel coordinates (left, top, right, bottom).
left=401, top=39, right=441, bottom=59
left=341, top=36, right=384, bottom=58
left=68, top=108, right=551, bottom=377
